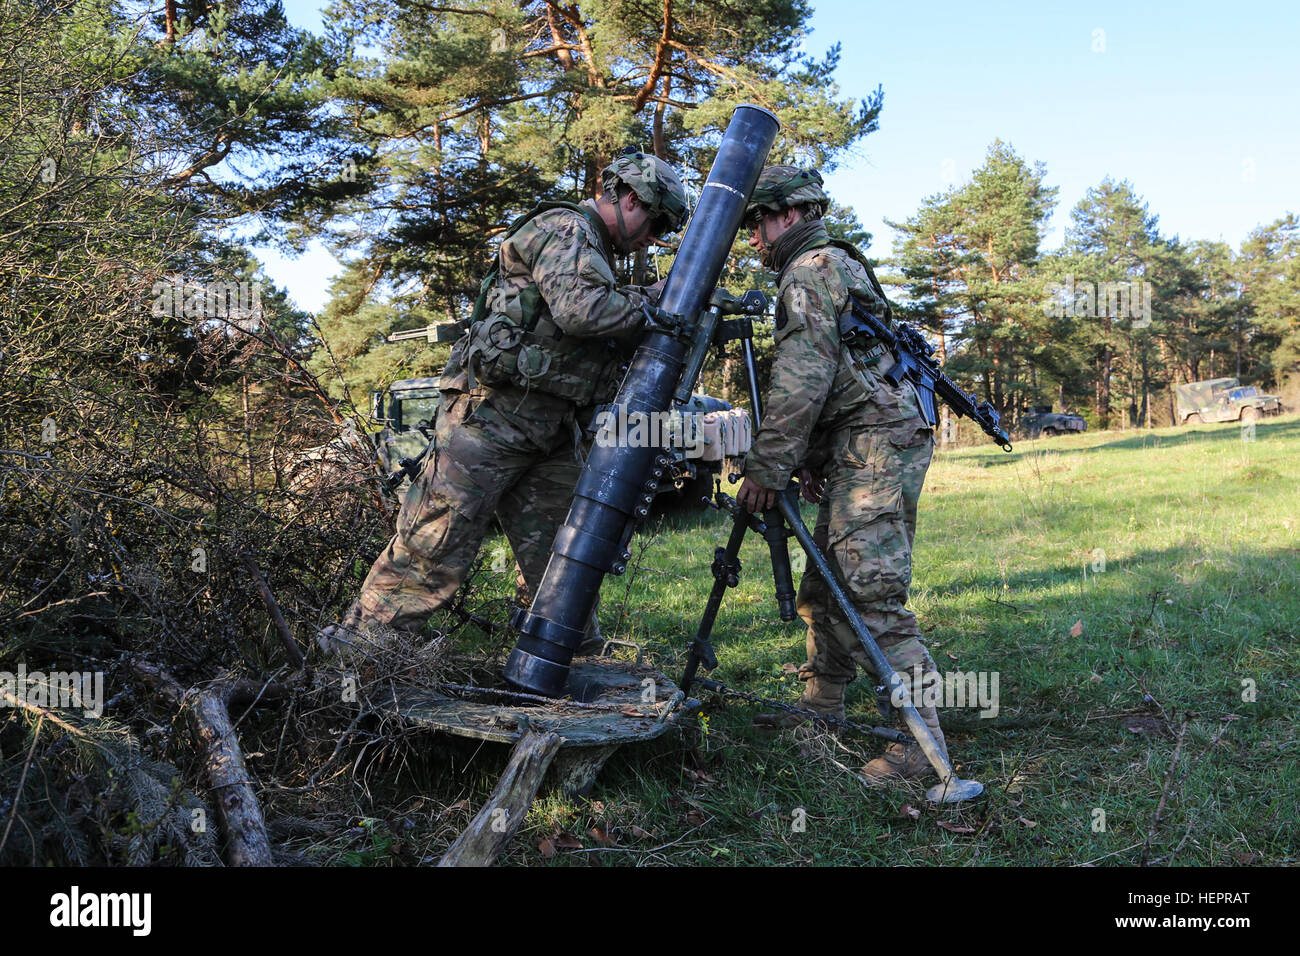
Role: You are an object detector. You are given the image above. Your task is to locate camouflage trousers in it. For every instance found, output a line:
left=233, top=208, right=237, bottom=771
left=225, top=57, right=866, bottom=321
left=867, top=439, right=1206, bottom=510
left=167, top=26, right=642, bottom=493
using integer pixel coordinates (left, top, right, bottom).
left=343, top=386, right=587, bottom=636
left=797, top=415, right=938, bottom=705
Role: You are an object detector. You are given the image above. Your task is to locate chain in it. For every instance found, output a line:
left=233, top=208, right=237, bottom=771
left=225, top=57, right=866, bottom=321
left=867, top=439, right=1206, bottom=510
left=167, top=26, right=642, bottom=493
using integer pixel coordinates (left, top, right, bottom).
left=691, top=677, right=910, bottom=743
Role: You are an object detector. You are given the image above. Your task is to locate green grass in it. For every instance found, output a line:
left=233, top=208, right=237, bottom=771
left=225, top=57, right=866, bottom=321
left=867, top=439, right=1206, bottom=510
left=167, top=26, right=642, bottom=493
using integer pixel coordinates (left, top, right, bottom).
left=328, top=413, right=1300, bottom=866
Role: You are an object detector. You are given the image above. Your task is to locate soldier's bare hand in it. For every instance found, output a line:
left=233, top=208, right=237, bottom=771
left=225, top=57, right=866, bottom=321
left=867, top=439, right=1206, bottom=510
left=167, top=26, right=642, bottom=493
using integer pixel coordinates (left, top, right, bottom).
left=737, top=477, right=776, bottom=513
left=799, top=469, right=826, bottom=503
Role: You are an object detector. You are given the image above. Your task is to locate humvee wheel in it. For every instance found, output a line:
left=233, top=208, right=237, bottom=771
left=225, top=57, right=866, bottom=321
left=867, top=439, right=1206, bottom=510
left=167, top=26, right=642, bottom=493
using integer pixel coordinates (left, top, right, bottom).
left=1186, top=413, right=1204, bottom=424
left=1240, top=406, right=1258, bottom=423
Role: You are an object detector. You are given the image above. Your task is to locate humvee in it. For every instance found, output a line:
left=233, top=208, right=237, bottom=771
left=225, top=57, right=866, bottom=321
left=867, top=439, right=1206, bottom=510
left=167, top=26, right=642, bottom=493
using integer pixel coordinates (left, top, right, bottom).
left=1023, top=405, right=1087, bottom=439
left=284, top=378, right=438, bottom=498
left=1174, top=378, right=1282, bottom=425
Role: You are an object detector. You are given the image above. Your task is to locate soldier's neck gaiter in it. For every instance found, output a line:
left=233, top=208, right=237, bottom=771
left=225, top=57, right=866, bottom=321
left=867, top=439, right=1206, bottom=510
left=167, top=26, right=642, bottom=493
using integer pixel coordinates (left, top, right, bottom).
left=769, top=218, right=829, bottom=278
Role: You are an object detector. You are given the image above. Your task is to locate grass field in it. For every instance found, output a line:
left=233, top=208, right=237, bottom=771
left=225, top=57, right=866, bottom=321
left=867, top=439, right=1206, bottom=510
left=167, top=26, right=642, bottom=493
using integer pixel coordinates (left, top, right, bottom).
left=317, top=413, right=1300, bottom=866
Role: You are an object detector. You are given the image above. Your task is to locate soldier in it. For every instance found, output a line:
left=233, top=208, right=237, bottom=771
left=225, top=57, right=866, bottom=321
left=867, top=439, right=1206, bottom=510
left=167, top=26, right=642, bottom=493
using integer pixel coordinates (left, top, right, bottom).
left=321, top=153, right=689, bottom=654
left=736, top=166, right=949, bottom=781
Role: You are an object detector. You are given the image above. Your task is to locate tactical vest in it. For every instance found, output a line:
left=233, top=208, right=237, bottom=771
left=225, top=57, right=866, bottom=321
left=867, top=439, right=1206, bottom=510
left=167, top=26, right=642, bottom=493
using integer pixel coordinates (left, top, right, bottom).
left=776, top=238, right=913, bottom=418
left=451, top=201, right=625, bottom=405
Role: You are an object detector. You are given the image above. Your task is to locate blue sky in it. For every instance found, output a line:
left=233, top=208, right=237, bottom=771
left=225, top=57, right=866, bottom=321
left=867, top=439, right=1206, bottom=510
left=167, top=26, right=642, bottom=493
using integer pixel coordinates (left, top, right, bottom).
left=263, top=0, right=1299, bottom=311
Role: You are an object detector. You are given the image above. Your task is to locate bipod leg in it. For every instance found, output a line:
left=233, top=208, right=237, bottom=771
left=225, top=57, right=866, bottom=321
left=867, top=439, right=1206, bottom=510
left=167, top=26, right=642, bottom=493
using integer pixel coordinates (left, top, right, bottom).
left=681, top=493, right=751, bottom=693
left=773, top=488, right=983, bottom=804
left=761, top=505, right=798, bottom=621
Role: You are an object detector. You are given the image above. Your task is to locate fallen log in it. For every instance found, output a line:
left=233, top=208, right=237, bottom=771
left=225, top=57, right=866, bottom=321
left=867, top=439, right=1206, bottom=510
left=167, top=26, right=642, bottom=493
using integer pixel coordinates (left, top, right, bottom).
left=438, top=729, right=562, bottom=867
left=190, top=682, right=275, bottom=867
left=130, top=661, right=286, bottom=867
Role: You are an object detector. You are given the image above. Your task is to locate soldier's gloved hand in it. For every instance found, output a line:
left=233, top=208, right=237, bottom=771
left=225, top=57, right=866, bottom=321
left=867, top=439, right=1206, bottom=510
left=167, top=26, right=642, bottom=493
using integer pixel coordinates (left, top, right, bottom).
left=637, top=303, right=659, bottom=335
left=798, top=468, right=826, bottom=503
left=736, top=476, right=776, bottom=513
left=625, top=278, right=666, bottom=307
left=640, top=278, right=666, bottom=305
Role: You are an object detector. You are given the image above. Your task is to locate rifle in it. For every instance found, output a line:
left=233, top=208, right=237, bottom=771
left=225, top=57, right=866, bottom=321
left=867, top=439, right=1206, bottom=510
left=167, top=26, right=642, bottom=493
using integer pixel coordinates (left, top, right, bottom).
left=382, top=443, right=430, bottom=495
left=839, top=299, right=1013, bottom=451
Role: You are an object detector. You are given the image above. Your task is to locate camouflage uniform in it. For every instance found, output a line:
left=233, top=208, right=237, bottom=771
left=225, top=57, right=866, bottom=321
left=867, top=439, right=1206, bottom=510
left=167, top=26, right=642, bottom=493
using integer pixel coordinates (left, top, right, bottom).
left=340, top=199, right=663, bottom=638
left=744, top=168, right=946, bottom=772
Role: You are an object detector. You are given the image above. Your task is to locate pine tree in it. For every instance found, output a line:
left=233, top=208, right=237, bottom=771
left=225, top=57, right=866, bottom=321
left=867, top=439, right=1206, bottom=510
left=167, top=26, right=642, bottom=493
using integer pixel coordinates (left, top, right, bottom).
left=886, top=191, right=973, bottom=443
left=887, top=141, right=1056, bottom=432
left=303, top=0, right=883, bottom=399
left=1238, top=214, right=1300, bottom=387
left=1063, top=178, right=1161, bottom=428
left=128, top=0, right=357, bottom=226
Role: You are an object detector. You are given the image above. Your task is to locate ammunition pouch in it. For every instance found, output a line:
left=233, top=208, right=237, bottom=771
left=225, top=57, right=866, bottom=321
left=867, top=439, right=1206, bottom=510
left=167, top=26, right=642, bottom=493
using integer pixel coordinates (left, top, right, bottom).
left=838, top=295, right=897, bottom=402
left=462, top=308, right=623, bottom=406
left=464, top=315, right=551, bottom=388
left=452, top=200, right=628, bottom=406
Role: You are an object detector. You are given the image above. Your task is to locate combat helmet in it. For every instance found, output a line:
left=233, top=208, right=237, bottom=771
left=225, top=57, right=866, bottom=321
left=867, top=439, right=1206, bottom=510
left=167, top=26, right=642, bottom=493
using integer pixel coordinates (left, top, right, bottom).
left=745, top=165, right=829, bottom=224
left=601, top=150, right=689, bottom=234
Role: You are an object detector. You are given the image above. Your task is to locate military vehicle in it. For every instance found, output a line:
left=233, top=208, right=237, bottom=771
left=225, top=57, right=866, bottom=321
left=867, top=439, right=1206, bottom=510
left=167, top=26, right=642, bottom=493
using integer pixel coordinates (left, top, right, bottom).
left=1023, top=405, right=1087, bottom=439
left=1175, top=378, right=1283, bottom=425
left=369, top=376, right=441, bottom=493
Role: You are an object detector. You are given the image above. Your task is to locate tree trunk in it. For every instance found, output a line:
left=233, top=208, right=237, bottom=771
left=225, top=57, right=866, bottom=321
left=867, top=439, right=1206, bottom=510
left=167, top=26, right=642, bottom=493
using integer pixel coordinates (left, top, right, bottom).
left=721, top=350, right=737, bottom=404
left=1236, top=312, right=1243, bottom=378
left=652, top=76, right=671, bottom=159
left=1140, top=346, right=1152, bottom=428
left=191, top=684, right=276, bottom=867
left=132, top=663, right=286, bottom=867
left=937, top=328, right=952, bottom=445
left=1099, top=346, right=1113, bottom=429
left=242, top=375, right=254, bottom=492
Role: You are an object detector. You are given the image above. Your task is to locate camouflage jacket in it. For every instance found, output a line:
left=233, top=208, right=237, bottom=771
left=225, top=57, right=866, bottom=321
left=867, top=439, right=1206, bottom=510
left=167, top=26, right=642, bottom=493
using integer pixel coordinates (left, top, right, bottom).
left=441, top=200, right=650, bottom=406
left=745, top=235, right=924, bottom=490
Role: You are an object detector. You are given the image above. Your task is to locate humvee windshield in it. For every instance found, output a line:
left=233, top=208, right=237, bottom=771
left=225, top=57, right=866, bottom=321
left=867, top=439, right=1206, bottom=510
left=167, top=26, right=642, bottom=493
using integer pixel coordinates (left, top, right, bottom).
left=397, top=395, right=439, bottom=430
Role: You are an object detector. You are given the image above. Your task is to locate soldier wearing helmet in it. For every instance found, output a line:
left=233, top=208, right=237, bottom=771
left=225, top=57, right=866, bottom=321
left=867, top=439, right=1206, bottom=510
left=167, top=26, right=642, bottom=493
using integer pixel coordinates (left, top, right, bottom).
left=321, top=153, right=689, bottom=654
left=601, top=151, right=690, bottom=252
left=737, top=165, right=951, bottom=783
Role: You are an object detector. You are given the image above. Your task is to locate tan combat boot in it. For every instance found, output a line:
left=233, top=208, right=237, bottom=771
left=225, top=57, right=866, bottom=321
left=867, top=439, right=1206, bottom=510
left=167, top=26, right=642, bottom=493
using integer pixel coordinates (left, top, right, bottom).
left=316, top=622, right=365, bottom=657
left=861, top=706, right=949, bottom=780
left=754, top=675, right=847, bottom=729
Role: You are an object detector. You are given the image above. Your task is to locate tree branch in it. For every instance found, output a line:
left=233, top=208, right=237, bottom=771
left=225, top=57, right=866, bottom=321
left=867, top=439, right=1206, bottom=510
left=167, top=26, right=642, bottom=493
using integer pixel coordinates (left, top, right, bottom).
left=405, top=2, right=503, bottom=17
left=163, top=133, right=232, bottom=186
left=632, top=0, right=673, bottom=113
left=543, top=3, right=576, bottom=71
